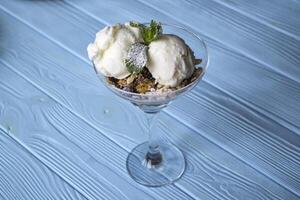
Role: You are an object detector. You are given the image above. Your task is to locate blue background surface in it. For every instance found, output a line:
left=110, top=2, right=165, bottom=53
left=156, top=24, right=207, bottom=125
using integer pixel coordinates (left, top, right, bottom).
left=0, top=0, right=300, bottom=199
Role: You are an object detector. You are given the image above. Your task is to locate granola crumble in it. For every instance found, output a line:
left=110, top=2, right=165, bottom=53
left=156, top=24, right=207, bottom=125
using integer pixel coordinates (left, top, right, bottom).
left=107, top=66, right=203, bottom=94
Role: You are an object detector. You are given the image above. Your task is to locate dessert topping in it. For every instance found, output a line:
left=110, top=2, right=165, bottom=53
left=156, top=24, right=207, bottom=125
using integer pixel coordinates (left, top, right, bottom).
left=125, top=43, right=148, bottom=74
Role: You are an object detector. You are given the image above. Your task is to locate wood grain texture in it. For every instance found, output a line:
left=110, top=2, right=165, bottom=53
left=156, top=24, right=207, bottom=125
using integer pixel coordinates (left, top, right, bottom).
left=0, top=63, right=193, bottom=200
left=55, top=4, right=300, bottom=193
left=1, top=57, right=297, bottom=200
left=0, top=130, right=87, bottom=200
left=135, top=0, right=300, bottom=83
left=1, top=0, right=298, bottom=137
left=0, top=16, right=264, bottom=200
left=156, top=114, right=297, bottom=200
left=168, top=84, right=300, bottom=194
left=59, top=0, right=300, bottom=130
left=49, top=2, right=300, bottom=195
left=211, top=0, right=300, bottom=40
left=0, top=0, right=299, bottom=199
left=47, top=0, right=300, bottom=84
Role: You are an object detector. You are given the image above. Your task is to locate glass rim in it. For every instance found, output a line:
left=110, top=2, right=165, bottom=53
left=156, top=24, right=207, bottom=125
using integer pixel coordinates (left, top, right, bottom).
left=92, top=23, right=209, bottom=97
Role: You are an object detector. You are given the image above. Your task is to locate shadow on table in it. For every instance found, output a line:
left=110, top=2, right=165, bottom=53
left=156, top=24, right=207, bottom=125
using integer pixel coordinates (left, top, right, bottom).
left=157, top=117, right=214, bottom=170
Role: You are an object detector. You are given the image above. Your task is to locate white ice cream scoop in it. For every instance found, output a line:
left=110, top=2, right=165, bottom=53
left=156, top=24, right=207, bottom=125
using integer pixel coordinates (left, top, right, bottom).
left=87, top=23, right=143, bottom=79
left=147, top=34, right=195, bottom=87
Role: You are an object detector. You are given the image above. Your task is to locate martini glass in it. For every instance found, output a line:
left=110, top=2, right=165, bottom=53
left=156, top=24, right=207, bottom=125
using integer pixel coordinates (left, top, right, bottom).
left=93, top=24, right=208, bottom=187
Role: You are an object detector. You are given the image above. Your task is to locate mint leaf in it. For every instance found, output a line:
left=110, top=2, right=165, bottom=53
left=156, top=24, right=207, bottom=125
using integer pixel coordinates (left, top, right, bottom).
left=125, top=59, right=137, bottom=74
left=129, top=20, right=162, bottom=45
left=143, top=20, right=162, bottom=45
left=125, top=43, right=148, bottom=74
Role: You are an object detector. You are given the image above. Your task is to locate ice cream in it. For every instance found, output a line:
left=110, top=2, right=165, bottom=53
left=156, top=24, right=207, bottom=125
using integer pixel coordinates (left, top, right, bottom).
left=87, top=21, right=202, bottom=94
left=87, top=23, right=143, bottom=79
left=147, top=34, right=195, bottom=87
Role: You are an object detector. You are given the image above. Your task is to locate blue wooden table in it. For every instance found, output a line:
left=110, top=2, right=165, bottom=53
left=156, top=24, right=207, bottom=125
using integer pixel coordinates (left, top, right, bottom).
left=0, top=0, right=300, bottom=199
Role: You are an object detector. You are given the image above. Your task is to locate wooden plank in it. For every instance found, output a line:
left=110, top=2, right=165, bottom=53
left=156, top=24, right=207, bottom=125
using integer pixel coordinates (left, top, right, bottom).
left=0, top=63, right=193, bottom=200
left=211, top=0, right=300, bottom=40
left=25, top=0, right=300, bottom=152
left=168, top=83, right=300, bottom=194
left=202, top=46, right=300, bottom=131
left=0, top=131, right=87, bottom=200
left=0, top=3, right=299, bottom=199
left=1, top=59, right=297, bottom=200
left=0, top=0, right=298, bottom=135
left=0, top=7, right=142, bottom=150
left=134, top=0, right=300, bottom=83
left=62, top=2, right=300, bottom=184
left=55, top=0, right=300, bottom=129
left=3, top=0, right=299, bottom=83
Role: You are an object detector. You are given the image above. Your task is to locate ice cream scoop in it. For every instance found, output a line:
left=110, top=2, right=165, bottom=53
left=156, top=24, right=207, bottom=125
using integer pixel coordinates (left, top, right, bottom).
left=87, top=23, right=143, bottom=79
left=147, top=34, right=195, bottom=87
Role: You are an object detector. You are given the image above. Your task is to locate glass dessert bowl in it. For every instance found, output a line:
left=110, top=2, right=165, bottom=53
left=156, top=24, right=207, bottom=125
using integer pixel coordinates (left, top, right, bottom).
left=91, top=23, right=208, bottom=187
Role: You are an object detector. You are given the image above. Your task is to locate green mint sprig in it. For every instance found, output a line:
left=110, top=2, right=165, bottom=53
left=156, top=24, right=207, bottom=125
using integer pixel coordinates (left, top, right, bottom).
left=130, top=20, right=162, bottom=45
left=125, top=59, right=143, bottom=74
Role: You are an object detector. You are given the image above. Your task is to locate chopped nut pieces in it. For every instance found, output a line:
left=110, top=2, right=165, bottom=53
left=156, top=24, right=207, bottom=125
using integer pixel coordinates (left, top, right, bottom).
left=107, top=67, right=203, bottom=94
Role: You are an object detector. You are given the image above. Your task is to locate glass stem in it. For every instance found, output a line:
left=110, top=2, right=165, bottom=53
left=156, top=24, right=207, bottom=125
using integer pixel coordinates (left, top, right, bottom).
left=144, top=111, right=162, bottom=166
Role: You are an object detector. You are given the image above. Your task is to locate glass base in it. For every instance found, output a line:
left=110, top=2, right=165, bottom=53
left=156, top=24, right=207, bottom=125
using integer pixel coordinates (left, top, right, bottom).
left=126, top=142, right=185, bottom=187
